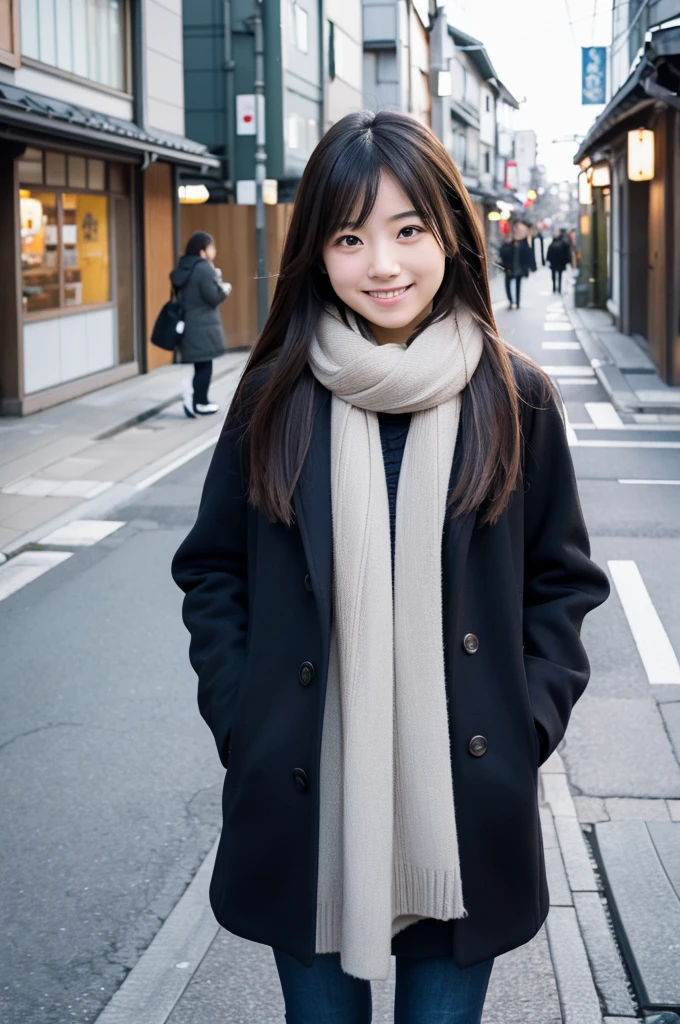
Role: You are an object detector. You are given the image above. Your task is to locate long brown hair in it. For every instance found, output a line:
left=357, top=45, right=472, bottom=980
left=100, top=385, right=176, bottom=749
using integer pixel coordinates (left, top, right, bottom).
left=230, top=109, right=544, bottom=527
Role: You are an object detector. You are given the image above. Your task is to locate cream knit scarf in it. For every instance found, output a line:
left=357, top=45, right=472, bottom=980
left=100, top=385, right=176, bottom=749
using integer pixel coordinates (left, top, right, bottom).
left=307, top=305, right=484, bottom=981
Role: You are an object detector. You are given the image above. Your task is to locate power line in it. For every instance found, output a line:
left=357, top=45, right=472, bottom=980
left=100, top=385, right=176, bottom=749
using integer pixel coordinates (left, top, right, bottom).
left=563, top=0, right=579, bottom=45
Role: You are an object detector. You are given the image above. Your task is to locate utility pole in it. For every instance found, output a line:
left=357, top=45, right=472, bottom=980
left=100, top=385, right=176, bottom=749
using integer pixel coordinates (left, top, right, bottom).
left=251, top=0, right=268, bottom=331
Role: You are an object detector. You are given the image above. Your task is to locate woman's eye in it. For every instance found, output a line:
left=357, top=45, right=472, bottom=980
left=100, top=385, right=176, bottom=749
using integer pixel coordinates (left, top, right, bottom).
left=398, top=225, right=423, bottom=239
left=338, top=235, right=362, bottom=247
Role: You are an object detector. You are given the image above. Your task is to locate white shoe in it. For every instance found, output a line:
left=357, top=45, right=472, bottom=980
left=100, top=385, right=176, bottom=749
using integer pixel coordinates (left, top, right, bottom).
left=182, top=377, right=195, bottom=418
left=194, top=402, right=219, bottom=415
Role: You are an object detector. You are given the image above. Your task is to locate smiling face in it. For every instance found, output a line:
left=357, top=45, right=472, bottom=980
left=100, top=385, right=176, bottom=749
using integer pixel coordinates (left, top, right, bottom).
left=321, top=173, right=447, bottom=346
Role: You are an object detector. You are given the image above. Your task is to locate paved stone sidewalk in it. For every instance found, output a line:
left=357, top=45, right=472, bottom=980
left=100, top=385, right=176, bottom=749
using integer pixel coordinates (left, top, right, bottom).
left=564, top=303, right=680, bottom=417
left=0, top=352, right=248, bottom=557
left=94, top=753, right=640, bottom=1024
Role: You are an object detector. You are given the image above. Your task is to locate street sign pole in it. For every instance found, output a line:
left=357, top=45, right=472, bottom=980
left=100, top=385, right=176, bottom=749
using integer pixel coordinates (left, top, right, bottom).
left=252, top=0, right=268, bottom=333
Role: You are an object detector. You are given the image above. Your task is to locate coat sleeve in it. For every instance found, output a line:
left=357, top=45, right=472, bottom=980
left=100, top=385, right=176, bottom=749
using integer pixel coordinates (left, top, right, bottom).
left=522, top=388, right=610, bottom=764
left=196, top=262, right=227, bottom=308
left=171, top=417, right=248, bottom=768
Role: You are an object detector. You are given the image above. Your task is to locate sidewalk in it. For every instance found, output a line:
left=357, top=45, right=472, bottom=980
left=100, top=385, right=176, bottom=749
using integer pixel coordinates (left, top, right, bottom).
left=0, top=352, right=248, bottom=559
left=563, top=302, right=680, bottom=418
left=93, top=755, right=648, bottom=1024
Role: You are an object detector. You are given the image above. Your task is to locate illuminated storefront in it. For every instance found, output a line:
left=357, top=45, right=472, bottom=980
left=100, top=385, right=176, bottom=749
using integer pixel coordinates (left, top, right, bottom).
left=16, top=147, right=133, bottom=396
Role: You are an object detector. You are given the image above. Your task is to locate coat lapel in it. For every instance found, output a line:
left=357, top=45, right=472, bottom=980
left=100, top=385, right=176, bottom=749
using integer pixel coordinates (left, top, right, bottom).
left=293, top=380, right=333, bottom=645
left=442, top=415, right=478, bottom=597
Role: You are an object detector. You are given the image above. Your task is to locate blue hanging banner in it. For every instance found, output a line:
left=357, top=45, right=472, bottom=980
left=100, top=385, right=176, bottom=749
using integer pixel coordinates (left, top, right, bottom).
left=582, top=47, right=607, bottom=104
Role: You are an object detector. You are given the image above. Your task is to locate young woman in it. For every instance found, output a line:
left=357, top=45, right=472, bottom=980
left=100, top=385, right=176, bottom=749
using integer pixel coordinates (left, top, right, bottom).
left=170, top=231, right=232, bottom=417
left=172, top=111, right=609, bottom=1023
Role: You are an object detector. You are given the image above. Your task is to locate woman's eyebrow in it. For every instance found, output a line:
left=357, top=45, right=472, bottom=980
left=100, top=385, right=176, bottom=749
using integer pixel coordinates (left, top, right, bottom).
left=335, top=209, right=420, bottom=231
left=388, top=209, right=420, bottom=221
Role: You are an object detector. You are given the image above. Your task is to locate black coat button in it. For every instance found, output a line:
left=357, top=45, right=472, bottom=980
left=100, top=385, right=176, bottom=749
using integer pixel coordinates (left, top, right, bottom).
left=292, top=768, right=309, bottom=792
left=468, top=735, right=488, bottom=757
left=304, top=574, right=313, bottom=592
left=462, top=633, right=479, bottom=654
left=299, top=661, right=315, bottom=686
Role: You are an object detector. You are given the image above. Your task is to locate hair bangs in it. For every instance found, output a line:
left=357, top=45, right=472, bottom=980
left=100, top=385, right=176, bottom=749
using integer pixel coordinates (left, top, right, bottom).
left=322, top=141, right=382, bottom=243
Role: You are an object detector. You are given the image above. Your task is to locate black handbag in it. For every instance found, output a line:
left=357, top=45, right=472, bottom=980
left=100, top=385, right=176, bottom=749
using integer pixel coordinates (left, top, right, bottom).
left=150, top=263, right=197, bottom=351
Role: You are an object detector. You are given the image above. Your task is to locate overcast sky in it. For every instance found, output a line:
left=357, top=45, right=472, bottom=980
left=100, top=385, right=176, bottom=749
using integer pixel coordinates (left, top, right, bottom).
left=445, top=0, right=613, bottom=182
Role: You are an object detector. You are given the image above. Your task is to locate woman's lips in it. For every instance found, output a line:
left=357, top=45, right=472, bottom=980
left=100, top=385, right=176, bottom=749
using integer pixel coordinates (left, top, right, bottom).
left=364, top=284, right=413, bottom=305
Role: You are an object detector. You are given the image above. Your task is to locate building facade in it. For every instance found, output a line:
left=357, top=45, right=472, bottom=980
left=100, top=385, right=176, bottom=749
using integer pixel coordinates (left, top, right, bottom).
left=574, top=0, right=680, bottom=385
left=362, top=0, right=433, bottom=127
left=0, top=0, right=219, bottom=416
left=182, top=0, right=363, bottom=204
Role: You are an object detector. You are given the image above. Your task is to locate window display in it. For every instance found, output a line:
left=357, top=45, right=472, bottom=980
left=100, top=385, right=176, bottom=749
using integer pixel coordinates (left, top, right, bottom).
left=19, top=150, right=113, bottom=316
left=20, top=191, right=59, bottom=313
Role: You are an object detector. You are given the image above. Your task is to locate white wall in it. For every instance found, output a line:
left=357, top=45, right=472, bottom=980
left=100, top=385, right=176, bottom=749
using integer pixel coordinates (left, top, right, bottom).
left=325, top=0, right=363, bottom=127
left=24, top=309, right=117, bottom=395
left=143, top=0, right=185, bottom=136
left=480, top=85, right=495, bottom=146
left=0, top=64, right=133, bottom=119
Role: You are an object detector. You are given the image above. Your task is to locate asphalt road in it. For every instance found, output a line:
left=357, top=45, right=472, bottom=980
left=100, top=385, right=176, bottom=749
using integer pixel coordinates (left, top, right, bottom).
left=1, top=266, right=679, bottom=1023
left=0, top=447, right=223, bottom=1023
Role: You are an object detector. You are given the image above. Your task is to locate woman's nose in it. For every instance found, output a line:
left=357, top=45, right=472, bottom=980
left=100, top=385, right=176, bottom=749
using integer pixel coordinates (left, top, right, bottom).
left=368, top=248, right=400, bottom=279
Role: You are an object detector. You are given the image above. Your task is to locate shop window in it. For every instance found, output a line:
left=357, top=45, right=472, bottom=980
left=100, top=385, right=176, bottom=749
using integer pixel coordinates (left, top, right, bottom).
left=18, top=147, right=43, bottom=184
left=289, top=0, right=308, bottom=53
left=45, top=151, right=66, bottom=186
left=20, top=191, right=59, bottom=313
left=88, top=159, right=106, bottom=191
left=68, top=155, right=87, bottom=189
left=20, top=0, right=127, bottom=91
left=18, top=148, right=127, bottom=318
left=63, top=193, right=110, bottom=306
left=19, top=189, right=111, bottom=315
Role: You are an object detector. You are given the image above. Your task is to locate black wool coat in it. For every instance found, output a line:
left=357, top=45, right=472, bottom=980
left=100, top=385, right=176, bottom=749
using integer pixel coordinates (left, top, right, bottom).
left=546, top=239, right=572, bottom=273
left=169, top=255, right=228, bottom=363
left=171, top=358, right=610, bottom=969
left=500, top=239, right=535, bottom=278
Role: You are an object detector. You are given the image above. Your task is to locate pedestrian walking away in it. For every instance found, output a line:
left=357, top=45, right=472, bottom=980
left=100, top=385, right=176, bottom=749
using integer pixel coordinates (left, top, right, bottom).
left=546, top=229, right=572, bottom=294
left=169, top=230, right=232, bottom=418
left=499, top=223, right=535, bottom=309
left=172, top=110, right=610, bottom=1024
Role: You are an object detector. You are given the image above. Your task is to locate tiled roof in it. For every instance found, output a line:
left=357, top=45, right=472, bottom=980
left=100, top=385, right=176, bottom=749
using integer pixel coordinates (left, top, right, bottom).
left=0, top=83, right=221, bottom=168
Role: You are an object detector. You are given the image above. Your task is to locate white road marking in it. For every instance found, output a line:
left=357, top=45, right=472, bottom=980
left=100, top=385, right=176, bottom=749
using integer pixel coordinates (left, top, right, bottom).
left=542, top=365, right=595, bottom=376
left=576, top=440, right=680, bottom=449
left=546, top=301, right=565, bottom=311
left=0, top=551, right=73, bottom=602
left=544, top=322, right=576, bottom=331
left=559, top=399, right=579, bottom=447
left=558, top=379, right=600, bottom=386
left=608, top=560, right=680, bottom=685
left=2, top=477, right=113, bottom=498
left=585, top=402, right=625, bottom=429
left=618, top=479, right=680, bottom=485
left=41, top=520, right=125, bottom=546
left=135, top=431, right=221, bottom=491
left=542, top=341, right=581, bottom=350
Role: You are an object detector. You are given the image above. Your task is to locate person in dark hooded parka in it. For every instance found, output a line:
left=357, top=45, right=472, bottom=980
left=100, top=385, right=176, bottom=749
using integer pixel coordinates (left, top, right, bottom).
left=170, top=230, right=231, bottom=417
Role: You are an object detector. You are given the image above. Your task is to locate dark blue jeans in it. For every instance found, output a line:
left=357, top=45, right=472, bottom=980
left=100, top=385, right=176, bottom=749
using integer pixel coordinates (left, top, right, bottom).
left=273, top=949, right=494, bottom=1024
